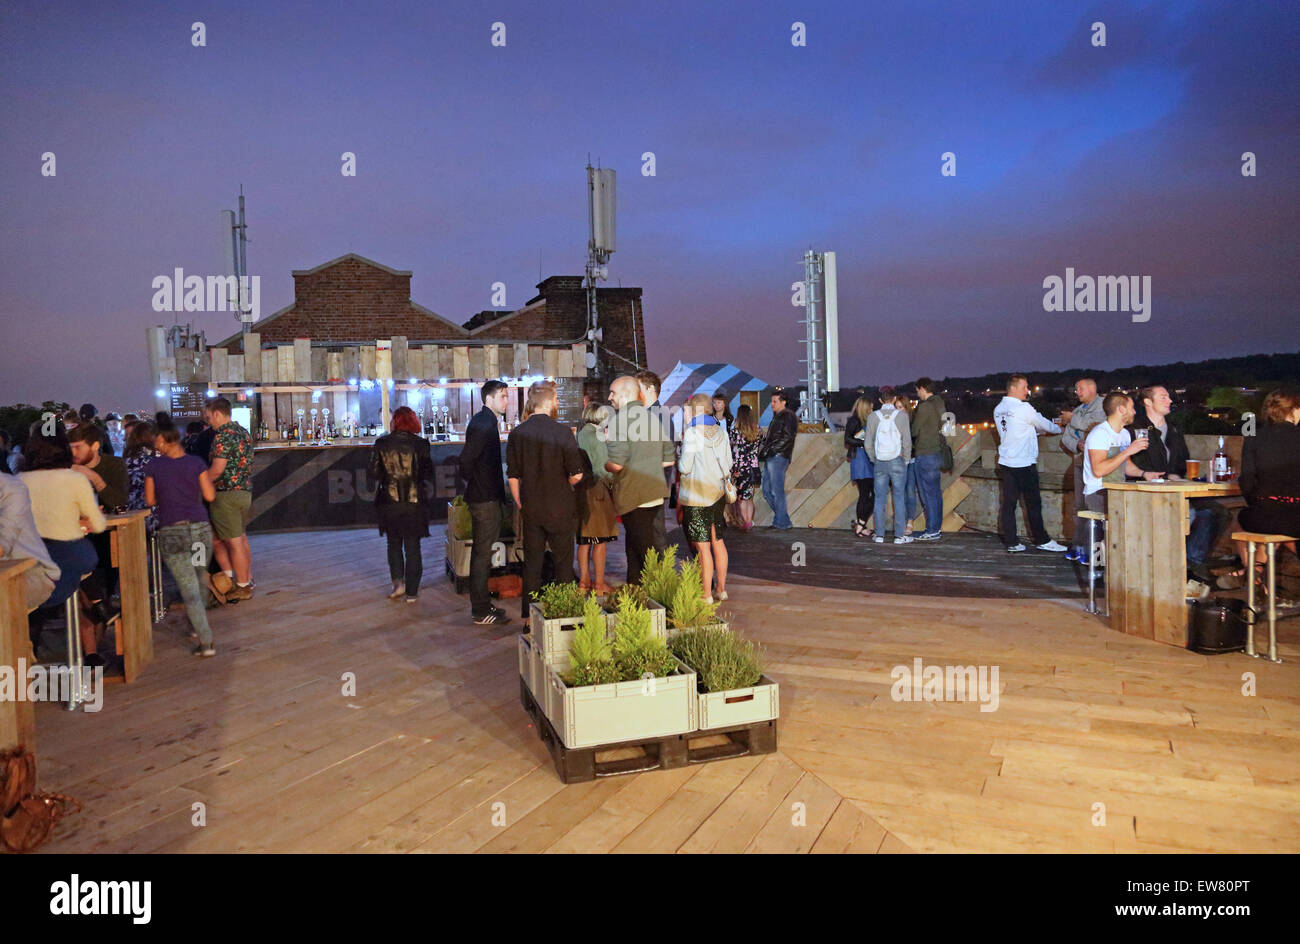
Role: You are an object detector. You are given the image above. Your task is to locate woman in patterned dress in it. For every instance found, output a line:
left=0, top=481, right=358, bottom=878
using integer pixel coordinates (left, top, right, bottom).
left=123, top=421, right=158, bottom=532
left=729, top=404, right=762, bottom=531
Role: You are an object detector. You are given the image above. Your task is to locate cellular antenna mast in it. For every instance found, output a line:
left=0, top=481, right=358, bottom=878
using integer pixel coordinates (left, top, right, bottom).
left=219, top=186, right=253, bottom=334
left=585, top=160, right=616, bottom=378
left=799, top=249, right=840, bottom=424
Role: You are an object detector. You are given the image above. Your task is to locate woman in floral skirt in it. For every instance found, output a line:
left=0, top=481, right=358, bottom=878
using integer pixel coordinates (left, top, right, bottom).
left=729, top=404, right=762, bottom=530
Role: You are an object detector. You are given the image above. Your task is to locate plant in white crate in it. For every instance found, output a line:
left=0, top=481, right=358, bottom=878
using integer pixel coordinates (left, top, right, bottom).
left=668, top=625, right=779, bottom=730
left=547, top=589, right=697, bottom=749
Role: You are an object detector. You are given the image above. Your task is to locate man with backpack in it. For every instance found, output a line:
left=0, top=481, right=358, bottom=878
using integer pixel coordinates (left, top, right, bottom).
left=865, top=387, right=913, bottom=544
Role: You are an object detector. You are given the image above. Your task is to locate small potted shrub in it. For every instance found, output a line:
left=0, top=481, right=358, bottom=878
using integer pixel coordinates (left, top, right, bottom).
left=669, top=626, right=778, bottom=730
left=664, top=559, right=728, bottom=636
left=639, top=546, right=680, bottom=607
left=607, top=571, right=668, bottom=636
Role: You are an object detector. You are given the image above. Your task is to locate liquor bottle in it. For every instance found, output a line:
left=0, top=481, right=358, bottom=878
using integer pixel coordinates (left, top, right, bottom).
left=1213, top=436, right=1229, bottom=481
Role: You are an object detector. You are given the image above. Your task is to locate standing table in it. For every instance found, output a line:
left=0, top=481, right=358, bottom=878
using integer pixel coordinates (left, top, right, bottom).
left=1102, top=481, right=1240, bottom=647
left=0, top=559, right=37, bottom=752
left=106, top=510, right=153, bottom=682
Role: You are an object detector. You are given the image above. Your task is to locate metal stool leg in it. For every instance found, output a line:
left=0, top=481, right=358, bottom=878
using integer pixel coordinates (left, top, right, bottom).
left=64, top=595, right=84, bottom=711
left=1245, top=540, right=1258, bottom=658
left=1266, top=543, right=1280, bottom=663
left=1086, top=518, right=1097, bottom=614
left=150, top=531, right=165, bottom=622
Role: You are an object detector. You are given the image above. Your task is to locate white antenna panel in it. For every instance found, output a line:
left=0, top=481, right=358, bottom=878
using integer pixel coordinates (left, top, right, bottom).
left=219, top=210, right=237, bottom=276
left=590, top=168, right=616, bottom=254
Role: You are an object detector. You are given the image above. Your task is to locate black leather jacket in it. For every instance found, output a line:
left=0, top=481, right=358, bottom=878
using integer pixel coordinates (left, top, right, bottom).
left=368, top=431, right=434, bottom=506
left=758, top=409, right=797, bottom=462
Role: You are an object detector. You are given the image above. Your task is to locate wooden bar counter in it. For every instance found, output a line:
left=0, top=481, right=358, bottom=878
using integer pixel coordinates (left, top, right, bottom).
left=106, top=510, right=153, bottom=683
left=1103, top=481, right=1240, bottom=647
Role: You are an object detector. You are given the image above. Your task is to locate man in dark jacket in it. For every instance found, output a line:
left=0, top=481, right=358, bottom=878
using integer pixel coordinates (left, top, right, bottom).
left=507, top=382, right=585, bottom=618
left=459, top=380, right=511, bottom=624
left=757, top=390, right=797, bottom=529
left=1129, top=384, right=1228, bottom=565
left=912, top=378, right=947, bottom=541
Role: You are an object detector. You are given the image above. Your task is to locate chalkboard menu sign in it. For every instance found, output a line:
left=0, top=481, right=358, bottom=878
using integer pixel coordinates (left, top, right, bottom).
left=553, top=377, right=585, bottom=426
left=170, top=383, right=208, bottom=422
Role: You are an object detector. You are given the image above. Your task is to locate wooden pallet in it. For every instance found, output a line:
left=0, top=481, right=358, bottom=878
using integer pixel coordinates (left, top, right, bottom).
left=519, top=677, right=777, bottom=784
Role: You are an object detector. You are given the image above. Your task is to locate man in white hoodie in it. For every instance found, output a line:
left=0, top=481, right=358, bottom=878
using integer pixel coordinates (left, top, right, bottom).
left=993, top=375, right=1069, bottom=553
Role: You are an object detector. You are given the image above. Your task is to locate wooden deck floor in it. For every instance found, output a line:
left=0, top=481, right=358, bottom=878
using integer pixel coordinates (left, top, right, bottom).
left=29, top=523, right=1300, bottom=854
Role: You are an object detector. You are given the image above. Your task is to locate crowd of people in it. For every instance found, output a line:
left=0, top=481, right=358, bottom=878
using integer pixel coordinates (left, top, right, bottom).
left=3, top=374, right=1296, bottom=662
left=0, top=398, right=255, bottom=664
left=991, top=375, right=1300, bottom=591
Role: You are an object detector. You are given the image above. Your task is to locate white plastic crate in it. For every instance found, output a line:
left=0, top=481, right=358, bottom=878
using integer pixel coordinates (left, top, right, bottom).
left=530, top=602, right=599, bottom=665
left=697, top=676, right=779, bottom=730
left=544, top=656, right=697, bottom=749
left=517, top=633, right=537, bottom=696
left=446, top=531, right=522, bottom=578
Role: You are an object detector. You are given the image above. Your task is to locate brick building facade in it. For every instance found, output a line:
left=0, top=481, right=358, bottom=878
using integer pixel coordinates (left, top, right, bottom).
left=219, top=253, right=646, bottom=375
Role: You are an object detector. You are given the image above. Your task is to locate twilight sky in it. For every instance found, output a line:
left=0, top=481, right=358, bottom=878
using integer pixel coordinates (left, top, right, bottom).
left=2, top=0, right=1297, bottom=411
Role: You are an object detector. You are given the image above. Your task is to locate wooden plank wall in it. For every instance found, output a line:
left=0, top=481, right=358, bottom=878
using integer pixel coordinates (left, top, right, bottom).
left=752, top=431, right=978, bottom=532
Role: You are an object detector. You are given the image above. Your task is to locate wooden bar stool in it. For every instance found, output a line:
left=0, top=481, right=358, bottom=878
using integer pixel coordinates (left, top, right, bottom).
left=1079, top=510, right=1107, bottom=616
left=1231, top=531, right=1295, bottom=663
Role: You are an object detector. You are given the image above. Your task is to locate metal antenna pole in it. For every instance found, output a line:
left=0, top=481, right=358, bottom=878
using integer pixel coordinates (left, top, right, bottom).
left=237, top=186, right=250, bottom=335
left=799, top=250, right=825, bottom=424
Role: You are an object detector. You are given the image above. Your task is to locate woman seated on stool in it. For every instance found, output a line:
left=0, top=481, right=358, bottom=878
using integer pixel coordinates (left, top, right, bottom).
left=1236, top=387, right=1300, bottom=596
left=17, top=423, right=107, bottom=663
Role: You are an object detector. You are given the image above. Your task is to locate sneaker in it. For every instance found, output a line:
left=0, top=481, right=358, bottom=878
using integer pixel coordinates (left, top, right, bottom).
left=894, top=535, right=914, bottom=545
left=405, top=596, right=418, bottom=604
left=473, top=611, right=511, bottom=625
left=1036, top=540, right=1069, bottom=552
left=1007, top=543, right=1027, bottom=553
left=226, top=584, right=253, bottom=602
left=873, top=535, right=885, bottom=544
left=1064, top=547, right=1081, bottom=563
left=916, top=532, right=941, bottom=542
left=192, top=642, right=216, bottom=658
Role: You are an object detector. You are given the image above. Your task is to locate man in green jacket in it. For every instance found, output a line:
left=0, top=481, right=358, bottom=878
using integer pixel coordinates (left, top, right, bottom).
left=605, top=375, right=675, bottom=585
left=912, top=378, right=947, bottom=541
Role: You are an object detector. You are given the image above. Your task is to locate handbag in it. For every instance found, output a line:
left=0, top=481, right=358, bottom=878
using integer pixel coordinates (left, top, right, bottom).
left=940, top=438, right=954, bottom=473
left=1, top=747, right=36, bottom=817
left=713, top=440, right=737, bottom=504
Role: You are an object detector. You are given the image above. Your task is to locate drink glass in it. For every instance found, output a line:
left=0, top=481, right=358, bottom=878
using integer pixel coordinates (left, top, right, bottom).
left=1185, top=459, right=1201, bottom=479
left=1135, top=428, right=1149, bottom=441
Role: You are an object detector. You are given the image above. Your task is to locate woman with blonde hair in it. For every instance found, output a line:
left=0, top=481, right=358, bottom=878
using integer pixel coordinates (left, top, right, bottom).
left=843, top=395, right=875, bottom=537
left=576, top=402, right=618, bottom=593
left=729, top=403, right=762, bottom=531
left=679, top=393, right=732, bottom=601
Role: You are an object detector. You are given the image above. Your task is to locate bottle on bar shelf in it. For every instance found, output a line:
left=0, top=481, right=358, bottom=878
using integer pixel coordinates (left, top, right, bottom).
left=1213, top=436, right=1229, bottom=482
